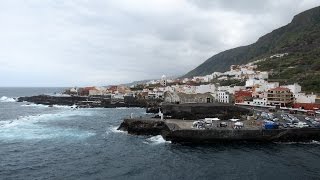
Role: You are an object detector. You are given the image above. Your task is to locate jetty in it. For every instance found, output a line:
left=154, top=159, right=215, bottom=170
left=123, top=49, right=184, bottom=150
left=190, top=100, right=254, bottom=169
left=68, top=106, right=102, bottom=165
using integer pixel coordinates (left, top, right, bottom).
left=118, top=117, right=320, bottom=144
left=118, top=103, right=320, bottom=144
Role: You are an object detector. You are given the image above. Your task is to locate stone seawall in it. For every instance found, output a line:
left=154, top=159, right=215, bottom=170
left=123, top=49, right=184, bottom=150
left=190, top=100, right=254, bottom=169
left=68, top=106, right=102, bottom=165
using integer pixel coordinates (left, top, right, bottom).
left=161, top=103, right=251, bottom=120
left=162, top=128, right=320, bottom=144
left=118, top=118, right=320, bottom=144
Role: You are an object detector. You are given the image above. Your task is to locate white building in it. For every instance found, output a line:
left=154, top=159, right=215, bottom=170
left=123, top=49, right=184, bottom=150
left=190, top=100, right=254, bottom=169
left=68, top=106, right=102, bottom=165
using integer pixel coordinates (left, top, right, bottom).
left=180, top=85, right=197, bottom=94
left=294, top=93, right=316, bottom=103
left=195, top=84, right=216, bottom=94
left=212, top=72, right=223, bottom=78
left=216, top=91, right=231, bottom=103
left=245, top=78, right=266, bottom=88
left=69, top=87, right=78, bottom=95
left=160, top=75, right=167, bottom=87
left=250, top=71, right=268, bottom=80
left=284, top=83, right=301, bottom=94
left=253, top=98, right=268, bottom=106
left=148, top=91, right=164, bottom=99
left=88, top=87, right=108, bottom=96
left=217, top=86, right=245, bottom=95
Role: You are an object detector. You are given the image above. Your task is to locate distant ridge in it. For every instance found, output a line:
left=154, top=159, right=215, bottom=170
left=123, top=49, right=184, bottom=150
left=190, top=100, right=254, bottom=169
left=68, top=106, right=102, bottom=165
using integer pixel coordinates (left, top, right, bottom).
left=183, top=6, right=320, bottom=79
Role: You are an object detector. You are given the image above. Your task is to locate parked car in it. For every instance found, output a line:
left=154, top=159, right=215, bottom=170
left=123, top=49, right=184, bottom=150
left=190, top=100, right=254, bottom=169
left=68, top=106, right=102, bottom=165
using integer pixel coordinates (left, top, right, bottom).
left=220, top=122, right=228, bottom=127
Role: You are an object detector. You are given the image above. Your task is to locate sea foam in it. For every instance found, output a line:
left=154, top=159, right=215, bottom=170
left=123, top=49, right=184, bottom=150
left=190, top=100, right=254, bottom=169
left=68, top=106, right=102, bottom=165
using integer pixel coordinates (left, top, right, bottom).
left=109, top=126, right=127, bottom=134
left=144, top=135, right=171, bottom=145
left=0, top=96, right=16, bottom=102
left=0, top=110, right=95, bottom=141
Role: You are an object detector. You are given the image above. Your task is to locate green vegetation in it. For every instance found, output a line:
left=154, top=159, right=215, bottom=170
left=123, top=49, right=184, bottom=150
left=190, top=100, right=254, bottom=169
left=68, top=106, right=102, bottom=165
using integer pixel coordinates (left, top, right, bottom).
left=214, top=79, right=245, bottom=87
left=256, top=49, right=320, bottom=92
left=183, top=6, right=320, bottom=93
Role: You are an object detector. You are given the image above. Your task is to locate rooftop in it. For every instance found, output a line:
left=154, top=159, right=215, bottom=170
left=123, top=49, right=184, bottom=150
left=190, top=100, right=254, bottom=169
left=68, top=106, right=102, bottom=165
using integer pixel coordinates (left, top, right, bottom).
left=269, top=87, right=290, bottom=91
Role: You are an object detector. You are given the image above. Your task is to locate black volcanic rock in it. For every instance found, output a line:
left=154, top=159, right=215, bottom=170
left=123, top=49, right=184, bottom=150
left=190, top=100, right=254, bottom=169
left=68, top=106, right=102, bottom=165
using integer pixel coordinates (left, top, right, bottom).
left=117, top=118, right=169, bottom=136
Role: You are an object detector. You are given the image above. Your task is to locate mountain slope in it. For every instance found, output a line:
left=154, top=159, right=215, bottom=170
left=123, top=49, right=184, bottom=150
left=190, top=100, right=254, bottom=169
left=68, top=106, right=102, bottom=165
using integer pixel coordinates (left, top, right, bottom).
left=184, top=6, right=320, bottom=78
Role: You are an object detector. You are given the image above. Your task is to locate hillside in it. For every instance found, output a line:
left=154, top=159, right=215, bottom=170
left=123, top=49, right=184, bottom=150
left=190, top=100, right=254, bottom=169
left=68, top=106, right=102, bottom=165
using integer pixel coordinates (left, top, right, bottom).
left=183, top=6, right=320, bottom=92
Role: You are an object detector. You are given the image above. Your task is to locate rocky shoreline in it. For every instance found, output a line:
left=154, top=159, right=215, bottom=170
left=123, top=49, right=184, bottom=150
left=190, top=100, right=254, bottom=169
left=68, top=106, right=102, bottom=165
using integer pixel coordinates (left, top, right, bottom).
left=117, top=103, right=320, bottom=144
left=17, top=95, right=160, bottom=109
left=117, top=118, right=170, bottom=136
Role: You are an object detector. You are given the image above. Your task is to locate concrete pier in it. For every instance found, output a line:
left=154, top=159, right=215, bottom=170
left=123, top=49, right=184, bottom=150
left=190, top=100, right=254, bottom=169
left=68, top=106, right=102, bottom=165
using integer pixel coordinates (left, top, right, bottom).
left=118, top=117, right=320, bottom=144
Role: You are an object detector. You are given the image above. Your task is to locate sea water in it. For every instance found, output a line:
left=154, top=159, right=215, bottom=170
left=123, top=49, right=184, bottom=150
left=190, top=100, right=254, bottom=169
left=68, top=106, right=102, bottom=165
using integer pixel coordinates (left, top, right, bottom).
left=0, top=87, right=320, bottom=180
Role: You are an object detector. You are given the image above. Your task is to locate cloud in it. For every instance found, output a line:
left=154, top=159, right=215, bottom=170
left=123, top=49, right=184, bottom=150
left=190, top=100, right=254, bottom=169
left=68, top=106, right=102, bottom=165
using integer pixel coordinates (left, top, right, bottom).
left=0, top=0, right=319, bottom=87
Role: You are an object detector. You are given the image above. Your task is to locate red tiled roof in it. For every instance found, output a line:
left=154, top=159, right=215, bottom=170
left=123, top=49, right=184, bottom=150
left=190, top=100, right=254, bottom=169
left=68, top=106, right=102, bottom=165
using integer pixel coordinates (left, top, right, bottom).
left=235, top=90, right=252, bottom=96
left=84, top=87, right=97, bottom=91
left=293, top=103, right=320, bottom=110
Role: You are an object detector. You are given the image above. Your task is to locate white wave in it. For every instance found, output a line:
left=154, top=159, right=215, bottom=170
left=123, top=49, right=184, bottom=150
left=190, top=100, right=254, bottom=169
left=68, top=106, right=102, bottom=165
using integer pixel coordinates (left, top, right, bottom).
left=52, top=104, right=77, bottom=109
left=0, top=96, right=16, bottom=102
left=0, top=110, right=95, bottom=141
left=21, top=104, right=48, bottom=108
left=21, top=104, right=77, bottom=109
left=144, top=135, right=171, bottom=145
left=109, top=126, right=127, bottom=134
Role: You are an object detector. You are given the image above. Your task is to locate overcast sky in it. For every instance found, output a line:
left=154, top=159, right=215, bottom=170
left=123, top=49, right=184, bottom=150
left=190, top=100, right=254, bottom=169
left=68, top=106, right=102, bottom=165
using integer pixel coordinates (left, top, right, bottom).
left=0, top=0, right=319, bottom=87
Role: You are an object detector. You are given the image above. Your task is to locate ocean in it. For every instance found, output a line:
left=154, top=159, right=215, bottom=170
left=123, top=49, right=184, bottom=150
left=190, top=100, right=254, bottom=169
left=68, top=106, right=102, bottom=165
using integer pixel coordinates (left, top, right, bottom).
left=1, top=87, right=320, bottom=180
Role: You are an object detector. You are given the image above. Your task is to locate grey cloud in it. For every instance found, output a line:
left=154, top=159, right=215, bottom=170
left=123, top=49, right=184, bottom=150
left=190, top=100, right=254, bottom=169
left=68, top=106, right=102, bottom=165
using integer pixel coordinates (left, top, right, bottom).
left=0, top=0, right=319, bottom=87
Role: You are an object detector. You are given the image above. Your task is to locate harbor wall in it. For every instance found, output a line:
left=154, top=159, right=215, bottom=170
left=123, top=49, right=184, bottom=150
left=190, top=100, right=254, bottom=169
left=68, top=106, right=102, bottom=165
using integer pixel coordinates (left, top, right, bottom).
left=161, top=103, right=251, bottom=120
left=117, top=118, right=320, bottom=144
left=163, top=128, right=320, bottom=144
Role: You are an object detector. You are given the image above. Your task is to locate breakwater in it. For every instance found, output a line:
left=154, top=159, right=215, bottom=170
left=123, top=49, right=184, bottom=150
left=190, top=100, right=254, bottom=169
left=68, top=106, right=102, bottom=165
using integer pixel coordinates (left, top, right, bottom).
left=118, top=118, right=320, bottom=144
left=163, top=128, right=320, bottom=144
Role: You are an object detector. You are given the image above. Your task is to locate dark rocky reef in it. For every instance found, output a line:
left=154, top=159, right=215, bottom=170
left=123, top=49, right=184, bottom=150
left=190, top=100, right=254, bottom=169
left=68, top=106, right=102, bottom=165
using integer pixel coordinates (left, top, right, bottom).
left=18, top=95, right=158, bottom=108
left=18, top=95, right=88, bottom=106
left=117, top=118, right=169, bottom=136
left=162, top=103, right=251, bottom=120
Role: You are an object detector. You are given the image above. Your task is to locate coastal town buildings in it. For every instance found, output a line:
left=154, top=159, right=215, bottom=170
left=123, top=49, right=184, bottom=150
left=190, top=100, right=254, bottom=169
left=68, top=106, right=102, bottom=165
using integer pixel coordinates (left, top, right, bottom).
left=164, top=92, right=215, bottom=104
left=267, top=87, right=294, bottom=107
left=148, top=90, right=164, bottom=99
left=62, top=61, right=319, bottom=110
left=235, top=90, right=253, bottom=103
left=216, top=91, right=232, bottom=103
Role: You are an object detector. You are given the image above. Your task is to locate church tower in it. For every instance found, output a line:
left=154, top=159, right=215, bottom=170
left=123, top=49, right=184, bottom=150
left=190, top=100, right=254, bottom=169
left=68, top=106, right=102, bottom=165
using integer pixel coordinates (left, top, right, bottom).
left=160, top=75, right=167, bottom=87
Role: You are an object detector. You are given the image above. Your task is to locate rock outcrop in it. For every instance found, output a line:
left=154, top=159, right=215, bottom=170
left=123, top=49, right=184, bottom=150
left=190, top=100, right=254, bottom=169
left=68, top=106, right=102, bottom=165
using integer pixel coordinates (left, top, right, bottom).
left=117, top=118, right=170, bottom=136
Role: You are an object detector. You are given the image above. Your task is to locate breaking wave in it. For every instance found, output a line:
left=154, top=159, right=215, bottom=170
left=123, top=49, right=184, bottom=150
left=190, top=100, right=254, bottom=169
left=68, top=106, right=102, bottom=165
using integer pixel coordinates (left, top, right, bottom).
left=0, top=110, right=95, bottom=141
left=21, top=104, right=48, bottom=108
left=21, top=104, right=77, bottom=109
left=109, top=126, right=126, bottom=134
left=144, top=135, right=171, bottom=145
left=0, top=96, right=16, bottom=102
